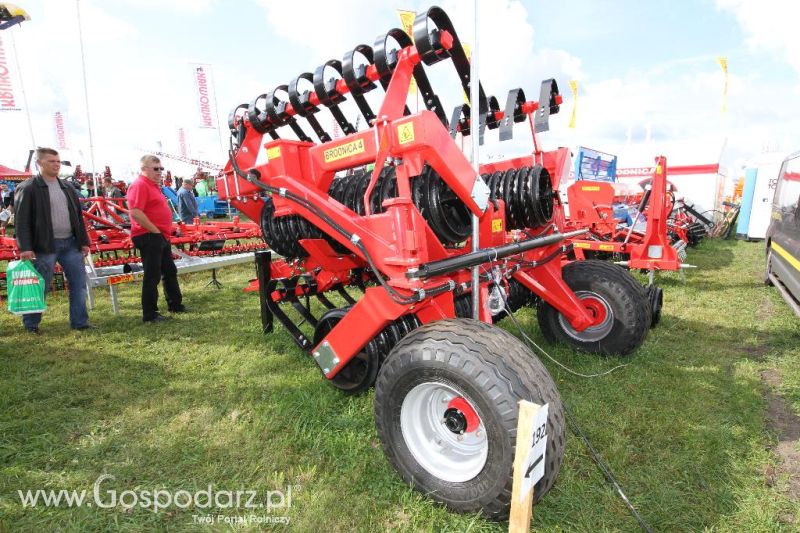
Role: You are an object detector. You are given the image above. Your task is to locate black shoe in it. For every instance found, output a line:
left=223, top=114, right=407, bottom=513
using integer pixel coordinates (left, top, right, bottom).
left=144, top=313, right=170, bottom=324
left=168, top=306, right=188, bottom=313
left=74, top=324, right=98, bottom=331
left=26, top=327, right=41, bottom=335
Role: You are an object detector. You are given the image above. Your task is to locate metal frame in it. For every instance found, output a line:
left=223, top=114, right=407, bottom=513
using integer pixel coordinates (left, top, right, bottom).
left=218, top=8, right=632, bottom=382
left=86, top=252, right=256, bottom=314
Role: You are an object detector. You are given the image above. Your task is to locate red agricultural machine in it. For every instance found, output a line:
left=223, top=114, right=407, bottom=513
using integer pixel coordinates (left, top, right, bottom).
left=557, top=157, right=715, bottom=324
left=79, top=193, right=264, bottom=266
left=558, top=157, right=691, bottom=324
left=218, top=7, right=652, bottom=519
left=0, top=193, right=264, bottom=265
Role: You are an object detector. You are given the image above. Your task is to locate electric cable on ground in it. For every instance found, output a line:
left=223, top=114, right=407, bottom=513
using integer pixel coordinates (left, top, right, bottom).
left=497, top=285, right=653, bottom=532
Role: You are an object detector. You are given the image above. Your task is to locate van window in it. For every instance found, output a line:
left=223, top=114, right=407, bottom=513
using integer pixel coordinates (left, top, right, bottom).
left=776, top=155, right=800, bottom=211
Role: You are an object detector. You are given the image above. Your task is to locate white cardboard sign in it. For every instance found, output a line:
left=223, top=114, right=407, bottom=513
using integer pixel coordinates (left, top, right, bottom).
left=519, top=403, right=548, bottom=502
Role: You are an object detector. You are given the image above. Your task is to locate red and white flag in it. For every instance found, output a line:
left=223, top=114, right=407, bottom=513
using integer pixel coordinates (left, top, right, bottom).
left=190, top=63, right=217, bottom=129
left=54, top=111, right=68, bottom=149
left=178, top=128, right=187, bottom=157
left=0, top=34, right=21, bottom=111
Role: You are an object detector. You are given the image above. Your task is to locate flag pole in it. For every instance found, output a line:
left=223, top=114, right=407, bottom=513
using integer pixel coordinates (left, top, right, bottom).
left=76, top=0, right=97, bottom=188
left=207, top=64, right=224, bottom=151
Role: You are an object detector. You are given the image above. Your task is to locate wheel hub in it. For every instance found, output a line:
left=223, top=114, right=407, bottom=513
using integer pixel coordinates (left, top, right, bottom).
left=445, top=396, right=480, bottom=433
left=581, top=296, right=608, bottom=326
left=443, top=408, right=467, bottom=434
left=400, top=382, right=488, bottom=482
left=558, top=290, right=615, bottom=343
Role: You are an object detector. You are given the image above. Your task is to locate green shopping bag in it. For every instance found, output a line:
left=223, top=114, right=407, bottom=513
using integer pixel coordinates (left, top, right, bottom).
left=7, top=260, right=47, bottom=315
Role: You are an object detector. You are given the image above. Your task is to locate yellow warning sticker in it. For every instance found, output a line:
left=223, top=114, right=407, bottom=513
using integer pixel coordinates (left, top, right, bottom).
left=266, top=146, right=281, bottom=160
left=491, top=219, right=503, bottom=232
left=656, top=165, right=663, bottom=174
left=323, top=138, right=365, bottom=163
left=581, top=186, right=601, bottom=191
left=598, top=244, right=615, bottom=251
left=398, top=123, right=415, bottom=145
left=574, top=242, right=590, bottom=249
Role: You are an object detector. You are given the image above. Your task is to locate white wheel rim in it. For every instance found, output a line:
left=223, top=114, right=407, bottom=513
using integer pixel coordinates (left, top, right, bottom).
left=400, top=382, right=488, bottom=482
left=558, top=290, right=615, bottom=342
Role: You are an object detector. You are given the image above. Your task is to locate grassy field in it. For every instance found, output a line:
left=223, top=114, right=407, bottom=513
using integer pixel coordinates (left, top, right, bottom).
left=0, top=239, right=798, bottom=532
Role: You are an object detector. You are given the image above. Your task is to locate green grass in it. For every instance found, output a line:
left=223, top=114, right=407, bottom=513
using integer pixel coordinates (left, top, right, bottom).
left=0, top=239, right=798, bottom=531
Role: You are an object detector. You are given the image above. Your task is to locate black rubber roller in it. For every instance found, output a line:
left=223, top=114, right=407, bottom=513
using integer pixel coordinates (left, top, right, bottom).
left=479, top=164, right=554, bottom=230
left=260, top=200, right=347, bottom=259
left=328, top=165, right=471, bottom=246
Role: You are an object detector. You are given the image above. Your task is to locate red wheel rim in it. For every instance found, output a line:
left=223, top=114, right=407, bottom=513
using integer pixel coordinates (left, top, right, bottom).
left=581, top=295, right=608, bottom=326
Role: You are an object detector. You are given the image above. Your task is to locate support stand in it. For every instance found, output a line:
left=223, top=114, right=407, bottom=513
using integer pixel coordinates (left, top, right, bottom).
left=205, top=268, right=223, bottom=289
left=255, top=251, right=273, bottom=334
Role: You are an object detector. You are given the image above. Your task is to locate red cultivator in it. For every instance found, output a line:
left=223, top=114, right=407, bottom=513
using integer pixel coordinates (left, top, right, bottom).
left=0, top=194, right=265, bottom=272
left=558, top=157, right=704, bottom=325
left=218, top=7, right=652, bottom=518
left=562, top=157, right=688, bottom=268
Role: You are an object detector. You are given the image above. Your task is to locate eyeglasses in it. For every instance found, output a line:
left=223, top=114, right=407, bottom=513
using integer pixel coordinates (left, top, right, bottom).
left=151, top=167, right=164, bottom=171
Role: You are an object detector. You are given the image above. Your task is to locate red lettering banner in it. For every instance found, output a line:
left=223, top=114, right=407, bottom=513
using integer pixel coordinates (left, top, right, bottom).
left=190, top=63, right=217, bottom=129
left=0, top=34, right=21, bottom=111
left=178, top=128, right=187, bottom=157
left=54, top=111, right=68, bottom=149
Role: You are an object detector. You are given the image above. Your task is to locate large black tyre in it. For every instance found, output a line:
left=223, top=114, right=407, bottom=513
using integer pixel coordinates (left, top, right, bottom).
left=646, top=284, right=664, bottom=328
left=374, top=319, right=565, bottom=520
left=537, top=260, right=650, bottom=356
left=764, top=248, right=774, bottom=286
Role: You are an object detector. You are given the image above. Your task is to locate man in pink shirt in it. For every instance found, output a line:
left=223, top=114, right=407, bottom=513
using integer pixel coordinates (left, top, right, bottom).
left=127, top=155, right=186, bottom=323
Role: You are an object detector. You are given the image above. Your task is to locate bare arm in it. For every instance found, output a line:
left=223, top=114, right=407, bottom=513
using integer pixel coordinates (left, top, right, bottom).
left=130, top=208, right=161, bottom=234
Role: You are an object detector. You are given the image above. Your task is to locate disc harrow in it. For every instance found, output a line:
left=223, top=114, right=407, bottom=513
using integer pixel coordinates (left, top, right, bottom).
left=218, top=5, right=652, bottom=519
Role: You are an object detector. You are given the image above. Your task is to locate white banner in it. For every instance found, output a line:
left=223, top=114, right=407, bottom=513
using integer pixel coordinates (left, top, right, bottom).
left=54, top=111, right=68, bottom=149
left=190, top=63, right=217, bottom=129
left=0, top=33, right=21, bottom=111
left=178, top=128, right=187, bottom=157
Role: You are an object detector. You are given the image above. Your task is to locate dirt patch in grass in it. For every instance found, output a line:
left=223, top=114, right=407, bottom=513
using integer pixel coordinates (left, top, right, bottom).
left=743, top=344, right=769, bottom=360
left=761, top=369, right=800, bottom=504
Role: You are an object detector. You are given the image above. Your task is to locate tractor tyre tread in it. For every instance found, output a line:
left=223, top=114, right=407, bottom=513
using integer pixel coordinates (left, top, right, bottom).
left=374, top=319, right=565, bottom=520
left=537, top=260, right=649, bottom=356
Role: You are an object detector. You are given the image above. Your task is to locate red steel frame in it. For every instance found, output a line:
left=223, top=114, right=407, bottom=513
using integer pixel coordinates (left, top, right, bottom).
left=218, top=32, right=602, bottom=380
left=559, top=156, right=683, bottom=271
left=0, top=195, right=265, bottom=265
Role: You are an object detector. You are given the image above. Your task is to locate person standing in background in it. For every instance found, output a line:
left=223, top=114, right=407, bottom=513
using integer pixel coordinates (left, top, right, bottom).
left=177, top=179, right=200, bottom=224
left=14, top=147, right=94, bottom=334
left=0, top=183, right=12, bottom=208
left=103, top=177, right=124, bottom=199
left=126, top=155, right=187, bottom=323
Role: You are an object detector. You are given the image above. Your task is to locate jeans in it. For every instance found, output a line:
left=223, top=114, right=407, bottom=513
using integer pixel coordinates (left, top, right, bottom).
left=22, top=237, right=89, bottom=330
left=131, top=233, right=182, bottom=320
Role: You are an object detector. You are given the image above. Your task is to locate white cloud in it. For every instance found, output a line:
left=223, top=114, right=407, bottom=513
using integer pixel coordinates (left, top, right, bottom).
left=716, top=0, right=800, bottom=74
left=0, top=0, right=230, bottom=177
left=437, top=0, right=583, bottom=100
left=118, top=0, right=216, bottom=14
left=2, top=0, right=798, bottom=187
left=256, top=0, right=394, bottom=62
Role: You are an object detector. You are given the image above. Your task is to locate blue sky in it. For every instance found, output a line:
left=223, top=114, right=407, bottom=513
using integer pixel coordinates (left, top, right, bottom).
left=1, top=0, right=798, bottom=179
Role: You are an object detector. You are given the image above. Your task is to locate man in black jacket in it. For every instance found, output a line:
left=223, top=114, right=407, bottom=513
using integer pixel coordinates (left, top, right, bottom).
left=14, top=147, right=94, bottom=334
